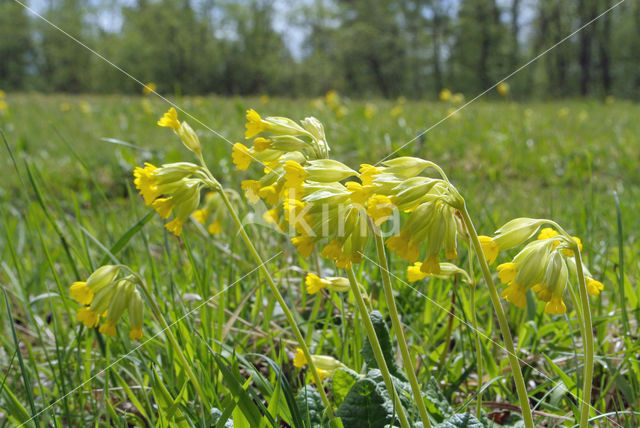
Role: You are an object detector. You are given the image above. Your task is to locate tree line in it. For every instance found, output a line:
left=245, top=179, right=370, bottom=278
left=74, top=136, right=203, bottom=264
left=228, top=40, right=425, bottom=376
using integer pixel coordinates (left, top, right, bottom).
left=1, top=0, right=638, bottom=99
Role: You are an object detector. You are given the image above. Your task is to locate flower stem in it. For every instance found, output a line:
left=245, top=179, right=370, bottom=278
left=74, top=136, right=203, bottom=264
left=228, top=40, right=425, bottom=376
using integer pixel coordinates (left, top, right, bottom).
left=371, top=228, right=432, bottom=428
left=137, top=280, right=211, bottom=409
left=467, top=243, right=484, bottom=418
left=459, top=206, right=534, bottom=428
left=574, top=251, right=594, bottom=428
left=346, top=266, right=411, bottom=428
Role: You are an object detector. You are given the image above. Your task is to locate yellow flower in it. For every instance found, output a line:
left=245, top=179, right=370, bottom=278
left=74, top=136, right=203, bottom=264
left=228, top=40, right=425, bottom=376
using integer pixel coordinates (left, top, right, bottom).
left=359, top=164, right=382, bottom=186
left=478, top=235, right=500, bottom=265
left=258, top=184, right=280, bottom=206
left=391, top=105, right=403, bottom=117
left=321, top=239, right=343, bottom=261
left=496, top=82, right=510, bottom=96
left=365, top=194, right=394, bottom=225
left=439, top=88, right=451, bottom=101
left=241, top=180, right=262, bottom=204
left=0, top=100, right=7, bottom=111
left=420, top=254, right=440, bottom=275
left=76, top=307, right=100, bottom=328
left=129, top=326, right=143, bottom=340
left=544, top=296, right=566, bottom=315
left=497, top=263, right=517, bottom=284
left=60, top=103, right=72, bottom=112
left=232, top=143, right=253, bottom=170
left=253, top=137, right=272, bottom=152
left=0, top=89, right=5, bottom=98
left=152, top=197, right=175, bottom=219
left=133, top=163, right=160, bottom=205
left=142, top=82, right=157, bottom=95
left=586, top=278, right=604, bottom=296
left=293, top=348, right=307, bottom=368
left=305, top=273, right=325, bottom=294
left=451, top=93, right=465, bottom=105
left=501, top=283, right=528, bottom=309
left=364, top=103, right=376, bottom=119
left=208, top=221, right=222, bottom=235
left=165, top=217, right=184, bottom=236
left=70, top=281, right=93, bottom=305
left=260, top=94, right=270, bottom=104
left=346, top=181, right=374, bottom=205
left=245, top=109, right=266, bottom=139
left=315, top=369, right=329, bottom=383
left=99, top=320, right=117, bottom=336
left=538, top=227, right=582, bottom=256
left=386, top=233, right=419, bottom=262
left=292, top=235, right=315, bottom=258
left=407, top=263, right=428, bottom=282
left=157, top=107, right=181, bottom=131
left=284, top=160, right=307, bottom=190
left=263, top=208, right=279, bottom=225
left=192, top=208, right=209, bottom=225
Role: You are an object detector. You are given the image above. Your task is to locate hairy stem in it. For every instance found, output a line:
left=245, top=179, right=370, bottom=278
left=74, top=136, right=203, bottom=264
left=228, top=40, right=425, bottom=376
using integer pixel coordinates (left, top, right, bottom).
left=346, top=266, right=411, bottom=428
left=460, top=206, right=534, bottom=428
left=467, top=242, right=484, bottom=417
left=372, top=228, right=432, bottom=428
left=574, top=251, right=594, bottom=428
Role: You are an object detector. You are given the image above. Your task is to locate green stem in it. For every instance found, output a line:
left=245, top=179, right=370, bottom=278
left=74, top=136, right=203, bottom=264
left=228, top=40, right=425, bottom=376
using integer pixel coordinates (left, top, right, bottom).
left=201, top=171, right=338, bottom=426
left=459, top=206, right=534, bottom=428
left=137, top=280, right=211, bottom=409
left=467, top=242, right=484, bottom=418
left=372, top=228, right=432, bottom=428
left=574, top=251, right=594, bottom=428
left=346, top=266, right=411, bottom=428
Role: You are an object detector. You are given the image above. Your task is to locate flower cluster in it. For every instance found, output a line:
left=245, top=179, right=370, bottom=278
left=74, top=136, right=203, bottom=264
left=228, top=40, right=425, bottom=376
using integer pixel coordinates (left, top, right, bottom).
left=133, top=162, right=204, bottom=236
left=69, top=265, right=144, bottom=339
left=479, top=219, right=603, bottom=315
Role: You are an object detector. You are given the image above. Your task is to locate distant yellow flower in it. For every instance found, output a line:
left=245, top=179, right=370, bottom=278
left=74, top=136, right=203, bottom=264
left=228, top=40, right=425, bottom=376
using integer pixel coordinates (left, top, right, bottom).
left=245, top=109, right=266, bottom=139
left=0, top=89, right=5, bottom=98
left=364, top=103, right=376, bottom=119
left=157, top=107, right=181, bottom=131
left=451, top=93, right=465, bottom=105
left=293, top=348, right=307, bottom=368
left=208, top=221, right=222, bottom=235
left=558, top=108, right=569, bottom=118
left=232, top=143, right=253, bottom=170
left=142, top=82, right=157, bottom=95
left=0, top=100, right=7, bottom=111
left=60, top=103, right=72, bottom=112
left=260, top=94, right=270, bottom=104
left=439, top=88, right=451, bottom=101
left=390, top=105, right=403, bottom=117
left=496, top=82, right=510, bottom=96
left=192, top=208, right=209, bottom=225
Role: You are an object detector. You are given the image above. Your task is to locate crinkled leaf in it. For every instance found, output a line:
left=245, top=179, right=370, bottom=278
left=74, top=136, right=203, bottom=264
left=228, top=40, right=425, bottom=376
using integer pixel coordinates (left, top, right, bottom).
left=336, top=378, right=395, bottom=428
left=366, top=369, right=414, bottom=412
left=360, top=311, right=408, bottom=382
left=332, top=368, right=360, bottom=406
left=436, top=412, right=483, bottom=427
left=424, top=377, right=453, bottom=422
left=296, top=385, right=326, bottom=428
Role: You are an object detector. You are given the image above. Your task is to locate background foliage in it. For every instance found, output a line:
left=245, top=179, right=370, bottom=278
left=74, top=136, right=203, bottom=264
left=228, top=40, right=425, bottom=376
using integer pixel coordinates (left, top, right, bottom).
left=1, top=0, right=639, bottom=99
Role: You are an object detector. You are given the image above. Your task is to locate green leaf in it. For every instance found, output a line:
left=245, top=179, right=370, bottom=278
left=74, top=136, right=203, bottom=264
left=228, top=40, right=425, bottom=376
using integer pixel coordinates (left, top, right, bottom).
left=424, top=377, right=453, bottom=423
left=214, top=354, right=263, bottom=427
left=435, top=412, right=483, bottom=427
left=336, top=378, right=395, bottom=428
left=332, top=368, right=360, bottom=407
left=295, top=385, right=326, bottom=428
left=360, top=311, right=408, bottom=382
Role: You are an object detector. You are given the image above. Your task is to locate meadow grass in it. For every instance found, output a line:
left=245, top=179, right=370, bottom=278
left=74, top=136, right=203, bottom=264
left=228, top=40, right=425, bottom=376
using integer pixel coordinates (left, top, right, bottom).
left=0, top=93, right=639, bottom=426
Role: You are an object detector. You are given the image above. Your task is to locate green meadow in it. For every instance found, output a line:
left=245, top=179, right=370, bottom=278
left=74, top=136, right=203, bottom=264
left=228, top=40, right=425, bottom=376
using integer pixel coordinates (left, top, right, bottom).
left=1, top=93, right=639, bottom=426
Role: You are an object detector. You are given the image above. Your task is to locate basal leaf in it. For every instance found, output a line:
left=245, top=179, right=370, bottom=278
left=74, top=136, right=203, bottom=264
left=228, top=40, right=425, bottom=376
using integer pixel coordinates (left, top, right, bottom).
left=360, top=311, right=408, bottom=382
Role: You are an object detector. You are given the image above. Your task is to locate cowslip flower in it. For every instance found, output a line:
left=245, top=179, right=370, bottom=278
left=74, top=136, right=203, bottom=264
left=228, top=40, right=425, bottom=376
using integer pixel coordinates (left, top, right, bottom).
left=305, top=273, right=350, bottom=294
left=407, top=262, right=471, bottom=284
left=142, top=82, right=156, bottom=95
left=70, top=266, right=144, bottom=340
left=133, top=162, right=204, bottom=236
left=478, top=218, right=548, bottom=264
left=157, top=107, right=201, bottom=154
left=292, top=347, right=348, bottom=383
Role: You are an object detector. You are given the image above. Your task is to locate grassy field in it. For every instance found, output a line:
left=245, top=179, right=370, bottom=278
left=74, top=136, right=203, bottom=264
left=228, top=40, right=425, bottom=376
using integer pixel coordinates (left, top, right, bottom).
left=0, top=93, right=639, bottom=427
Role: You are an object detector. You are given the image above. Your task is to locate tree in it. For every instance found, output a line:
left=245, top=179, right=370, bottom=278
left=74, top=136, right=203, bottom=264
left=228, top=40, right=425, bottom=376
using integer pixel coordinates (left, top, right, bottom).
left=0, top=0, right=32, bottom=90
